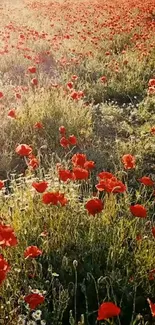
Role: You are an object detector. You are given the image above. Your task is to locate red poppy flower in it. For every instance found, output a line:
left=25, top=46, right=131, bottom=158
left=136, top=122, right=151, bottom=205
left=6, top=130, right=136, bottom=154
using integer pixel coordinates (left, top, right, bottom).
left=152, top=227, right=155, bottom=238
left=34, top=122, right=43, bottom=129
left=130, top=204, right=147, bottom=218
left=84, top=160, right=95, bottom=169
left=60, top=137, right=69, bottom=148
left=28, top=157, right=39, bottom=170
left=24, top=246, right=42, bottom=258
left=100, top=76, right=107, bottom=83
left=0, top=255, right=10, bottom=285
left=148, top=79, right=155, bottom=87
left=150, top=126, right=155, bottom=135
left=57, top=193, right=68, bottom=206
left=136, top=234, right=142, bottom=241
left=58, top=169, right=73, bottom=182
left=31, top=78, right=38, bottom=86
left=24, top=293, right=44, bottom=309
left=122, top=154, right=136, bottom=169
left=71, top=75, right=78, bottom=81
left=15, top=93, right=21, bottom=99
left=73, top=167, right=89, bottom=180
left=0, top=92, right=4, bottom=99
left=68, top=135, right=77, bottom=145
left=8, top=109, right=16, bottom=119
left=96, top=178, right=126, bottom=193
left=148, top=87, right=155, bottom=96
left=28, top=66, right=36, bottom=74
left=148, top=269, right=155, bottom=281
left=97, top=302, right=121, bottom=320
left=0, top=181, right=4, bottom=190
left=59, top=126, right=66, bottom=134
left=15, top=144, right=32, bottom=156
left=138, top=176, right=154, bottom=186
left=147, top=298, right=155, bottom=317
left=70, top=90, right=81, bottom=100
left=42, top=191, right=68, bottom=206
left=85, top=198, right=104, bottom=216
left=0, top=224, right=18, bottom=247
left=67, top=82, right=73, bottom=89
left=32, top=181, right=48, bottom=193
left=78, top=91, right=84, bottom=99
left=72, top=153, right=87, bottom=167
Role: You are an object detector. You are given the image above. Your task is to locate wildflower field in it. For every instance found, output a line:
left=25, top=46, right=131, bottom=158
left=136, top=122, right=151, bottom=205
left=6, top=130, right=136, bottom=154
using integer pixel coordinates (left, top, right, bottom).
left=0, top=0, right=155, bottom=324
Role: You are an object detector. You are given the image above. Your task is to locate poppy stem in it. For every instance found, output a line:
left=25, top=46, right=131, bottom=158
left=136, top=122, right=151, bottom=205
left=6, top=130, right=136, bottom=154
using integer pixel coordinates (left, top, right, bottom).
left=74, top=264, right=78, bottom=324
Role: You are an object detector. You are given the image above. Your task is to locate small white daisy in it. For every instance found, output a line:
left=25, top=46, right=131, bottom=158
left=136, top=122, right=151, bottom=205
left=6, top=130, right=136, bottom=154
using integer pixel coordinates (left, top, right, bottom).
left=41, top=320, right=46, bottom=325
left=27, top=320, right=37, bottom=325
left=32, top=309, right=42, bottom=321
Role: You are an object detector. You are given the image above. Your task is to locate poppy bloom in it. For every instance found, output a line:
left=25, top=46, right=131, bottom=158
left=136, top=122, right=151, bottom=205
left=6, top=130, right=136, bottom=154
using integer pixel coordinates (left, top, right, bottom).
left=0, top=92, right=4, bottom=99
left=71, top=75, right=78, bottom=81
left=72, top=153, right=87, bottom=167
left=42, top=191, right=68, bottom=206
left=100, top=76, right=107, bottom=83
left=8, top=109, right=16, bottom=119
left=24, top=246, right=42, bottom=258
left=136, top=234, right=142, bottom=241
left=58, top=169, right=73, bottom=182
left=32, top=181, right=48, bottom=193
left=24, top=293, right=44, bottom=310
left=152, top=227, right=155, bottom=238
left=70, top=90, right=84, bottom=100
left=148, top=269, right=155, bottom=281
left=84, top=160, right=95, bottom=170
left=148, top=87, right=155, bottom=96
left=148, top=79, right=155, bottom=87
left=70, top=90, right=79, bottom=100
left=130, top=204, right=147, bottom=218
left=0, top=180, right=4, bottom=190
left=28, top=157, right=39, bottom=170
left=85, top=198, right=104, bottom=216
left=147, top=298, right=155, bottom=317
left=150, top=126, right=155, bottom=135
left=96, top=178, right=126, bottom=193
left=78, top=91, right=84, bottom=99
left=0, top=255, right=10, bottom=285
left=15, top=93, right=21, bottom=100
left=28, top=66, right=36, bottom=73
left=73, top=167, right=89, bottom=180
left=67, top=82, right=73, bottom=89
left=122, top=154, right=136, bottom=169
left=59, top=126, right=66, bottom=134
left=42, top=192, right=57, bottom=205
left=31, top=78, right=38, bottom=86
left=34, top=122, right=43, bottom=129
left=57, top=193, right=68, bottom=206
left=60, top=137, right=69, bottom=148
left=68, top=135, right=77, bottom=145
left=15, top=144, right=32, bottom=156
left=0, top=224, right=18, bottom=247
left=138, top=176, right=154, bottom=186
left=97, top=302, right=121, bottom=321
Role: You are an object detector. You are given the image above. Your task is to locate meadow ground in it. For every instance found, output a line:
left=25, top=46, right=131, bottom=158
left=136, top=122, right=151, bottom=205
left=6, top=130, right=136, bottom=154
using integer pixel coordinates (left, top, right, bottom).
left=0, top=0, right=155, bottom=324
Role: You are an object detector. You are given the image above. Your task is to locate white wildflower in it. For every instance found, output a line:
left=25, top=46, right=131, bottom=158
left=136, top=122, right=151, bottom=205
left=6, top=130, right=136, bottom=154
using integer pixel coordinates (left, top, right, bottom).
left=32, top=309, right=42, bottom=321
left=27, top=321, right=37, bottom=325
